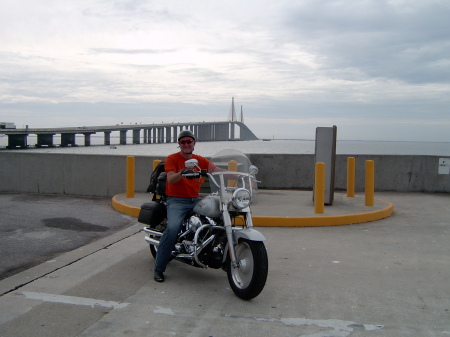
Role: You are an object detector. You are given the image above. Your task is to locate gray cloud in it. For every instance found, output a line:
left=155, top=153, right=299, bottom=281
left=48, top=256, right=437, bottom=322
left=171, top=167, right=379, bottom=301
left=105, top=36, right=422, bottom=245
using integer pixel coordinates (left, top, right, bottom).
left=90, top=48, right=178, bottom=54
left=0, top=0, right=449, bottom=141
left=283, top=0, right=450, bottom=84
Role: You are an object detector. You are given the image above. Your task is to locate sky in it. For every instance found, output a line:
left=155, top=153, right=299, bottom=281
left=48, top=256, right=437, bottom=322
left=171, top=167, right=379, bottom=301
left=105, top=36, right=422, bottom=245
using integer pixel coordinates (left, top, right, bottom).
left=1, top=0, right=449, bottom=141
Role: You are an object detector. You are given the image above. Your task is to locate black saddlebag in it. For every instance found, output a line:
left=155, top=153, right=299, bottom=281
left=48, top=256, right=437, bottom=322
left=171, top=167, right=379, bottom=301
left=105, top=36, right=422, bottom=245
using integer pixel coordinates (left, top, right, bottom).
left=138, top=202, right=166, bottom=227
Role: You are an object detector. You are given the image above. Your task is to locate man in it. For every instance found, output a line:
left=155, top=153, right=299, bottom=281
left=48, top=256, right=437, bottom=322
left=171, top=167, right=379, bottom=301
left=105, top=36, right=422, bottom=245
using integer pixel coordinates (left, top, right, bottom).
left=154, top=130, right=218, bottom=282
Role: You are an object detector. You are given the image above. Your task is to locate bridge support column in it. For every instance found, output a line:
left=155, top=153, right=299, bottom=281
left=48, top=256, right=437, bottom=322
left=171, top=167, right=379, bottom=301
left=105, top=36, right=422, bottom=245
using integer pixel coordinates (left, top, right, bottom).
left=7, top=134, right=28, bottom=149
left=172, top=126, right=178, bottom=142
left=84, top=133, right=94, bottom=146
left=36, top=134, right=55, bottom=148
left=208, top=124, right=214, bottom=141
left=229, top=122, right=235, bottom=140
left=104, top=132, right=111, bottom=145
left=197, top=124, right=212, bottom=141
left=120, top=130, right=127, bottom=145
left=133, top=129, right=140, bottom=144
left=158, top=127, right=164, bottom=143
left=165, top=126, right=171, bottom=143
left=148, top=128, right=155, bottom=144
left=215, top=123, right=229, bottom=141
left=61, top=133, right=77, bottom=147
left=143, top=129, right=148, bottom=143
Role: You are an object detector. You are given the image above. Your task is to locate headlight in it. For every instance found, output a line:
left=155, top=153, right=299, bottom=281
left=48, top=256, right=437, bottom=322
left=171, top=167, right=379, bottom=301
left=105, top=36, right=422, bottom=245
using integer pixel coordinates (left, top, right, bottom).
left=231, top=188, right=252, bottom=209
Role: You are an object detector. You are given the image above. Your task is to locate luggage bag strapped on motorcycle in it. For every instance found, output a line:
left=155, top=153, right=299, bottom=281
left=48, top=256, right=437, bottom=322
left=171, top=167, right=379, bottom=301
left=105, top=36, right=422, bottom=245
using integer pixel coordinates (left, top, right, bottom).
left=146, top=161, right=167, bottom=200
left=138, top=161, right=167, bottom=227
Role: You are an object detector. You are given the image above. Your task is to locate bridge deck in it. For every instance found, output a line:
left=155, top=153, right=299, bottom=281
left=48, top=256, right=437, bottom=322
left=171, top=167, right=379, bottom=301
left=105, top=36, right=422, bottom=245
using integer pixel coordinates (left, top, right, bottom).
left=1, top=121, right=258, bottom=149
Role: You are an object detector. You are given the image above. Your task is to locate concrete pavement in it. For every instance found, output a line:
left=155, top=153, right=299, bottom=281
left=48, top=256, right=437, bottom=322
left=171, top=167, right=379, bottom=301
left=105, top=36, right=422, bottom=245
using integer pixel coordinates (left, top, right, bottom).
left=0, top=191, right=449, bottom=336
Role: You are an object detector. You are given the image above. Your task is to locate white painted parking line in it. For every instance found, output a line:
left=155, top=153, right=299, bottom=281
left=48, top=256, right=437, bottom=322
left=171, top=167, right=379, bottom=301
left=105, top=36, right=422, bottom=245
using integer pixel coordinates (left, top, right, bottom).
left=20, top=291, right=129, bottom=309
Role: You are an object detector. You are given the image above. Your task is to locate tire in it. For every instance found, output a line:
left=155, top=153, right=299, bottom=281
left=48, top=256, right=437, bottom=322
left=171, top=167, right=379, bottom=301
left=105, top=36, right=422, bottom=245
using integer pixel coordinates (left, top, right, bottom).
left=149, top=242, right=158, bottom=259
left=227, top=239, right=268, bottom=300
left=149, top=237, right=174, bottom=262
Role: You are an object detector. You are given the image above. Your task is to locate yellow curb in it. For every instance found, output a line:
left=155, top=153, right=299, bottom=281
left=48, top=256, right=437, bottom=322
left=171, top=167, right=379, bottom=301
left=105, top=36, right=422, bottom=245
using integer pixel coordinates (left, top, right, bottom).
left=112, top=194, right=393, bottom=227
left=112, top=194, right=141, bottom=217
left=253, top=200, right=393, bottom=227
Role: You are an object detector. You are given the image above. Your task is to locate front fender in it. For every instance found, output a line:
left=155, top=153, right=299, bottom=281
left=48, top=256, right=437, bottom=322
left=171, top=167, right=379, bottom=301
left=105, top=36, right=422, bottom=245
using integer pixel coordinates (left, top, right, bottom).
left=223, top=228, right=267, bottom=264
left=233, top=228, right=266, bottom=242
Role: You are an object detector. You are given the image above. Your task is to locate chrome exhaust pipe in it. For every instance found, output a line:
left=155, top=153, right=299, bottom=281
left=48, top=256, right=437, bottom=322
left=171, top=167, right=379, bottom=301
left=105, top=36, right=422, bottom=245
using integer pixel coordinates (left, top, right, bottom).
left=143, top=227, right=162, bottom=237
left=145, top=236, right=160, bottom=246
left=175, top=254, right=195, bottom=259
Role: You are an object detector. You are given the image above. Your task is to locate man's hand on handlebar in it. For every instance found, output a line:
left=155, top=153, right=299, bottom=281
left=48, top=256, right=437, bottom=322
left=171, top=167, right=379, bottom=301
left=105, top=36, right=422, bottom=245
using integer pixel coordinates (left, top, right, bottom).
left=181, top=169, right=200, bottom=180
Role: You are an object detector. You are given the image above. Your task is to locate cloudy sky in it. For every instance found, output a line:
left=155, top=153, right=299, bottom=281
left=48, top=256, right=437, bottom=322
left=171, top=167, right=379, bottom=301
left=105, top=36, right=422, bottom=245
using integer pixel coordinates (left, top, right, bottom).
left=1, top=0, right=449, bottom=141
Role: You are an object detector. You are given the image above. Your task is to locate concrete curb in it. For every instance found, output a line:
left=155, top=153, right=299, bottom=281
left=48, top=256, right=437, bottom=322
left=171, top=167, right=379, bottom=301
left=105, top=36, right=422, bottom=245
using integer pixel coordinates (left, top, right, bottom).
left=252, top=198, right=394, bottom=226
left=112, top=192, right=394, bottom=227
left=112, top=194, right=141, bottom=217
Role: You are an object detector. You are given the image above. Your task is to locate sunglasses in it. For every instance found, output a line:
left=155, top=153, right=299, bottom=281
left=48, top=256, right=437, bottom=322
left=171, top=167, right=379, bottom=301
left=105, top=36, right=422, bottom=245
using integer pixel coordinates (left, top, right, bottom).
left=179, top=140, right=193, bottom=145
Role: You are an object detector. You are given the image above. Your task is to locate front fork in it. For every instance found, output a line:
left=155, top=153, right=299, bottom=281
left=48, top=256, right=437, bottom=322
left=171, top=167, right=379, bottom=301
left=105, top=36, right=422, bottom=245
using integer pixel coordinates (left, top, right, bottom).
left=223, top=208, right=239, bottom=268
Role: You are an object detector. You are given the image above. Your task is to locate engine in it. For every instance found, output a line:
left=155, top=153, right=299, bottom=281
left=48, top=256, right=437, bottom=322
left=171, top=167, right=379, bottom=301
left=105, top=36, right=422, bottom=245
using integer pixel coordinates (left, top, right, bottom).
left=176, top=215, right=227, bottom=269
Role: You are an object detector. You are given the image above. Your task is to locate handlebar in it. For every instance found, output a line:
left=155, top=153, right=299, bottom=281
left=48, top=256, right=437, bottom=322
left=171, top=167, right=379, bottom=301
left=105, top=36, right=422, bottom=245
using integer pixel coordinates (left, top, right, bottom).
left=181, top=169, right=208, bottom=180
left=181, top=169, right=259, bottom=190
left=181, top=172, right=202, bottom=179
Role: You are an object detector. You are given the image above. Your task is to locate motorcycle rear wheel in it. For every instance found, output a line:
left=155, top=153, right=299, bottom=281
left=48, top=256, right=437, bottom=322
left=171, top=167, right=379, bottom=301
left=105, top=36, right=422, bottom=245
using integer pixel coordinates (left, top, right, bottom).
left=149, top=239, right=174, bottom=262
left=149, top=243, right=158, bottom=259
left=227, top=239, right=268, bottom=300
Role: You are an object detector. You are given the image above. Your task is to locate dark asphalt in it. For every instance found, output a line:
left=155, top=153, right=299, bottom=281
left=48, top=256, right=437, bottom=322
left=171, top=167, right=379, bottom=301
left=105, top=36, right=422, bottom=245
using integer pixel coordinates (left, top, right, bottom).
left=0, top=193, right=136, bottom=281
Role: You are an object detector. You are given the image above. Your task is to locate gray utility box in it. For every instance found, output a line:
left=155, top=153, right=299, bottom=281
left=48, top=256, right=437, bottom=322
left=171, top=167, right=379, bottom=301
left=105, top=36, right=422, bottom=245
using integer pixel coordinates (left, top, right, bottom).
left=314, top=126, right=337, bottom=205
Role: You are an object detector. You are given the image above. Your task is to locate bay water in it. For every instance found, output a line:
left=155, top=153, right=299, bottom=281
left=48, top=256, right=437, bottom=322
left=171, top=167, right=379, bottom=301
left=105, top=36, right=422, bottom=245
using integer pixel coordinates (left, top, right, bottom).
left=1, top=135, right=449, bottom=157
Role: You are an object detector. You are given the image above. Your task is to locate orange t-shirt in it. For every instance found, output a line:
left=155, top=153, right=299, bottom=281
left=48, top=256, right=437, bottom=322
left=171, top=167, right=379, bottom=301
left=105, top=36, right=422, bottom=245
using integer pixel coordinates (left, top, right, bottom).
left=165, top=152, right=217, bottom=198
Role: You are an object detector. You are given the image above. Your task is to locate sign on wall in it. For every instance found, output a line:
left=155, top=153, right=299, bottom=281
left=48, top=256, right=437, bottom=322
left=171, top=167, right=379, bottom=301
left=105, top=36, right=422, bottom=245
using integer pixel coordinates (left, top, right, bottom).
left=439, top=158, right=450, bottom=175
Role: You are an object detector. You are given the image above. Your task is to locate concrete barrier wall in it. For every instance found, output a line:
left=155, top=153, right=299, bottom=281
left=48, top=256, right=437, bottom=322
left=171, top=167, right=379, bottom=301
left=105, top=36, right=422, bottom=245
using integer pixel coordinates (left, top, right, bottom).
left=249, top=154, right=450, bottom=193
left=0, top=152, right=448, bottom=197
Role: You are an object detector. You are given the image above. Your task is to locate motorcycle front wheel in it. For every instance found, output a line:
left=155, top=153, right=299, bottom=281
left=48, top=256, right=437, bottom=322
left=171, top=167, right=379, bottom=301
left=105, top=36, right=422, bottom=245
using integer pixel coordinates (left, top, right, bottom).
left=227, top=239, right=268, bottom=300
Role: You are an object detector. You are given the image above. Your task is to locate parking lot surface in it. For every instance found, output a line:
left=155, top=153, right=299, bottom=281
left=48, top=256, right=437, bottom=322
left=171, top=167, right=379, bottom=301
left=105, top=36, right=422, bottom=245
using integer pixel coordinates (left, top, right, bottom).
left=0, top=192, right=449, bottom=336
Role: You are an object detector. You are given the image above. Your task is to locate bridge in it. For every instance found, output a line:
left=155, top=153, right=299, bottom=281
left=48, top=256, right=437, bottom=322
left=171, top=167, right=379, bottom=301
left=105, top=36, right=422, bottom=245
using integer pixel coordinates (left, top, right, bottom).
left=0, top=121, right=259, bottom=149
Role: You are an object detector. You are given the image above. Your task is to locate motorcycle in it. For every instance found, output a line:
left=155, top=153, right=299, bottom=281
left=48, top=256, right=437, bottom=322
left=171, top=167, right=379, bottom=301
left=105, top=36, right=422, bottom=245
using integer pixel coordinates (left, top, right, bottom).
left=139, top=149, right=268, bottom=300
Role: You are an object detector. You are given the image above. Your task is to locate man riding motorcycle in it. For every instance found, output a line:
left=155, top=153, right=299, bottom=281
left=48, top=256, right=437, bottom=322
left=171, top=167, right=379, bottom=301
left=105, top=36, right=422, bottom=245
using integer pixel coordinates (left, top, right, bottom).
left=153, top=130, right=220, bottom=282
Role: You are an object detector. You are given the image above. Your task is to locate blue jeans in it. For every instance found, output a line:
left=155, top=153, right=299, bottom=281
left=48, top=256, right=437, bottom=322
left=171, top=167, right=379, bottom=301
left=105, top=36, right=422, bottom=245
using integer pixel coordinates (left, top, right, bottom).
left=155, top=197, right=201, bottom=273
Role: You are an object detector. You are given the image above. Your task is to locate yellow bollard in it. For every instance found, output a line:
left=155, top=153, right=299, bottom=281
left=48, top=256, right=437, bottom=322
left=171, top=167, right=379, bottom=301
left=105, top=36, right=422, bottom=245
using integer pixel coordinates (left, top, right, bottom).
left=365, top=160, right=375, bottom=206
left=228, top=160, right=238, bottom=187
left=314, top=162, right=325, bottom=214
left=126, top=156, right=135, bottom=199
left=347, top=157, right=355, bottom=197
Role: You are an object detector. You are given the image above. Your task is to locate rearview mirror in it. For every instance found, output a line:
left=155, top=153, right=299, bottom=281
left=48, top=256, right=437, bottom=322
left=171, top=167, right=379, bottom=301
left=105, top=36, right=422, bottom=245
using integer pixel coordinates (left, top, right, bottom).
left=249, top=165, right=259, bottom=175
left=185, top=159, right=199, bottom=168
